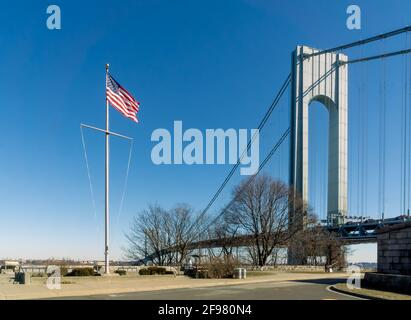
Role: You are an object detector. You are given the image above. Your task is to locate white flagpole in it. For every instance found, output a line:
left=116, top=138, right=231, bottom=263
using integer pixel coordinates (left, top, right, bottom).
left=105, top=63, right=110, bottom=274
left=81, top=64, right=134, bottom=274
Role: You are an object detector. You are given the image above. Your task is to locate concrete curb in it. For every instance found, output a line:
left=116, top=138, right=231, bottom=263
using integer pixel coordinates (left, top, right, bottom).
left=329, top=285, right=385, bottom=300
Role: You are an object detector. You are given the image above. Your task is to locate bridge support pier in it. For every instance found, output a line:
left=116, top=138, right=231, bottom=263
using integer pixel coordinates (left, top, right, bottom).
left=288, top=46, right=348, bottom=264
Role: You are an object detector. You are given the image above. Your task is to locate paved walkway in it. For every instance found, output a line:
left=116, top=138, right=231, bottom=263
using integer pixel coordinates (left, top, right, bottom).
left=0, top=272, right=349, bottom=300
left=58, top=278, right=359, bottom=300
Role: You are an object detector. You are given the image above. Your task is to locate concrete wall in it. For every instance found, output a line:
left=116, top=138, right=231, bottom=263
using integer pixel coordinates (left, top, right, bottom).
left=18, top=264, right=179, bottom=275
left=377, top=224, right=411, bottom=275
left=364, top=272, right=411, bottom=294
left=247, top=265, right=325, bottom=272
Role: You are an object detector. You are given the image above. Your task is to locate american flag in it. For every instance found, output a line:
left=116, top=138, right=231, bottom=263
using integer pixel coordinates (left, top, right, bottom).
left=106, top=73, right=140, bottom=122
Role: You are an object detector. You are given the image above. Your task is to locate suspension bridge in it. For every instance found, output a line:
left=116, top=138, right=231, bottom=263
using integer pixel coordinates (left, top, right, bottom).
left=139, top=26, right=411, bottom=264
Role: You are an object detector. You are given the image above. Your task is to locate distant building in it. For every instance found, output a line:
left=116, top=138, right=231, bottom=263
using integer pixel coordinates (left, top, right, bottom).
left=1, top=260, right=20, bottom=272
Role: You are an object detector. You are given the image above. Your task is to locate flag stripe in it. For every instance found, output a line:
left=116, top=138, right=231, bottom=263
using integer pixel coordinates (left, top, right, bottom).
left=119, top=92, right=139, bottom=110
left=111, top=104, right=138, bottom=122
left=119, top=87, right=138, bottom=103
left=119, top=92, right=139, bottom=112
left=107, top=90, right=129, bottom=113
left=107, top=90, right=138, bottom=122
left=106, top=73, right=140, bottom=123
left=107, top=90, right=136, bottom=118
left=122, top=99, right=139, bottom=112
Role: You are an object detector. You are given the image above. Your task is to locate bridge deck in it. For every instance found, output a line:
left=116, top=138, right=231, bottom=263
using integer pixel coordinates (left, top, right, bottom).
left=138, top=217, right=411, bottom=263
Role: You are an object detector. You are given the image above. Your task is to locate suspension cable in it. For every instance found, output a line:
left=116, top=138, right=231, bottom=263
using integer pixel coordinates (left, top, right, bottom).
left=382, top=43, right=387, bottom=219
left=405, top=32, right=411, bottom=213
left=401, top=48, right=406, bottom=215
left=150, top=74, right=293, bottom=258
left=378, top=40, right=387, bottom=220
left=341, top=48, right=411, bottom=65
left=358, top=44, right=369, bottom=222
left=405, top=32, right=409, bottom=214
left=198, top=127, right=291, bottom=236
left=356, top=84, right=361, bottom=217
left=142, top=127, right=291, bottom=261
left=364, top=58, right=369, bottom=221
left=306, top=26, right=411, bottom=59
left=407, top=32, right=411, bottom=215
left=359, top=45, right=365, bottom=221
left=198, top=74, right=291, bottom=219
left=360, top=58, right=364, bottom=220
left=310, top=109, right=317, bottom=219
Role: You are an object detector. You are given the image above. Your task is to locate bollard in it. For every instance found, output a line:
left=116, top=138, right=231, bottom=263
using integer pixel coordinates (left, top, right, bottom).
left=14, top=272, right=31, bottom=285
left=23, top=272, right=31, bottom=285
left=234, top=268, right=246, bottom=279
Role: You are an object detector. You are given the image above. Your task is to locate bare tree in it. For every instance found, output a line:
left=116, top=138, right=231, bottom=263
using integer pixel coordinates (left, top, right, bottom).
left=290, top=213, right=348, bottom=269
left=227, top=175, right=306, bottom=267
left=124, top=204, right=171, bottom=265
left=124, top=203, right=207, bottom=265
left=206, top=213, right=240, bottom=260
left=169, top=203, right=207, bottom=264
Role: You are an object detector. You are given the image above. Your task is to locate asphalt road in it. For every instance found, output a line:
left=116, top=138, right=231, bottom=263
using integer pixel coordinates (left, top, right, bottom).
left=57, top=278, right=360, bottom=300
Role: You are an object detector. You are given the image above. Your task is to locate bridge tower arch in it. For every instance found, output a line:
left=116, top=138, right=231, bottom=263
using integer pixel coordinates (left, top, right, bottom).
left=289, top=46, right=348, bottom=227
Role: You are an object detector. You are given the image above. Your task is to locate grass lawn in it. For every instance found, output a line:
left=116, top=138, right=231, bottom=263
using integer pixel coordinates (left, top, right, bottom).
left=333, top=283, right=411, bottom=300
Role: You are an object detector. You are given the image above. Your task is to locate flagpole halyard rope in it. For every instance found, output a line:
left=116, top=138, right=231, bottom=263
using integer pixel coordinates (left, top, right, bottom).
left=80, top=125, right=98, bottom=220
left=116, top=139, right=134, bottom=223
left=80, top=65, right=139, bottom=269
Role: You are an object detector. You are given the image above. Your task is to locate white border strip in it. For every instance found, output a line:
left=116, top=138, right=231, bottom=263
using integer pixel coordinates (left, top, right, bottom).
left=326, top=285, right=368, bottom=300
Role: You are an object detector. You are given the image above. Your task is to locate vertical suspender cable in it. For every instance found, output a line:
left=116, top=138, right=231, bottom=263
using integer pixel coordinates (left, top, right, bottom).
left=356, top=47, right=362, bottom=217
left=407, top=32, right=411, bottom=215
left=379, top=41, right=387, bottom=220
left=378, top=41, right=383, bottom=219
left=364, top=60, right=368, bottom=220
left=322, top=53, right=326, bottom=220
left=360, top=61, right=364, bottom=220
left=404, top=32, right=409, bottom=214
left=357, top=86, right=361, bottom=217
left=401, top=51, right=405, bottom=215
left=360, top=45, right=366, bottom=221
left=382, top=48, right=387, bottom=220
left=405, top=32, right=408, bottom=214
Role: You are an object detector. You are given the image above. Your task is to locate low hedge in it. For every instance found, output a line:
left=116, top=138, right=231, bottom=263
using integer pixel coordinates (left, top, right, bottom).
left=139, top=266, right=168, bottom=275
left=185, top=268, right=210, bottom=279
left=60, top=267, right=69, bottom=276
left=66, top=267, right=95, bottom=277
left=115, top=270, right=127, bottom=276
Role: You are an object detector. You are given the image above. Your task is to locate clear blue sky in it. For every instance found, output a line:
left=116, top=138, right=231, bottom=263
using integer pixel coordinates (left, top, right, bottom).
left=1, top=0, right=410, bottom=262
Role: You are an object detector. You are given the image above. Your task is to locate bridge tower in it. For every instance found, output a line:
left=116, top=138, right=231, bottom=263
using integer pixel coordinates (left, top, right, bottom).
left=289, top=46, right=348, bottom=228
